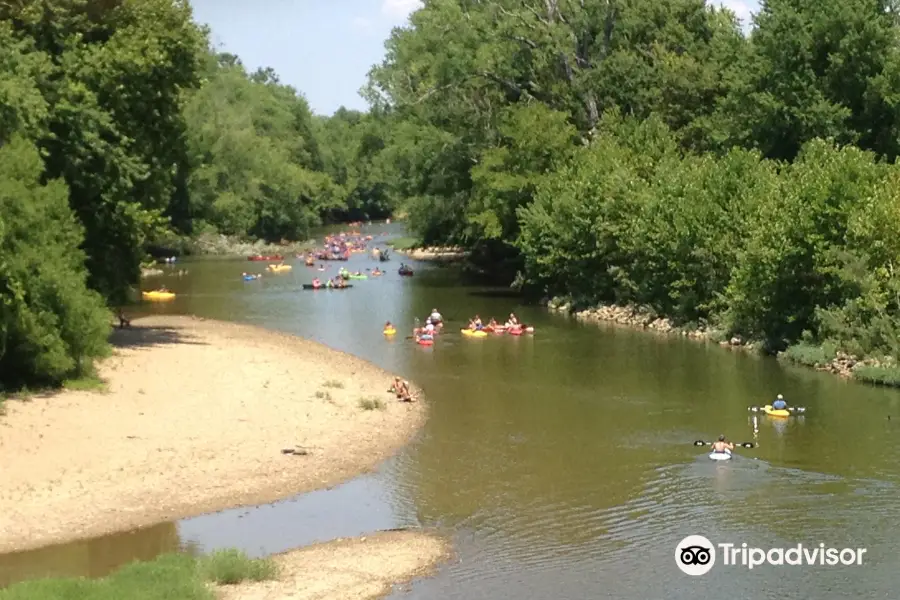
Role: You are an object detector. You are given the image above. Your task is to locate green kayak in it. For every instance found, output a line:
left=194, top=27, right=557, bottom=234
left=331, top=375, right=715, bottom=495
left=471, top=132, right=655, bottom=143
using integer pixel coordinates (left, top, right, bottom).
left=348, top=274, right=368, bottom=280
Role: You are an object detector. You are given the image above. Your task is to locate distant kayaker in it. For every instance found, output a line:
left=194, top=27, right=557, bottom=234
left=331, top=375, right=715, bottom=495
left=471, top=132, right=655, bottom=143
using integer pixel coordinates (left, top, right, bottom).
left=472, top=315, right=483, bottom=330
left=312, top=277, right=321, bottom=288
left=711, top=435, right=734, bottom=454
left=507, top=313, right=519, bottom=327
left=430, top=308, right=442, bottom=323
left=773, top=394, right=787, bottom=410
left=424, top=321, right=436, bottom=335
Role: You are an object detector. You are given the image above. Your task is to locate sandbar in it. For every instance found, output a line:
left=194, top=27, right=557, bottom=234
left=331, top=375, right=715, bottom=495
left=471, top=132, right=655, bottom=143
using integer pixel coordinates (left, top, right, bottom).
left=0, top=316, right=426, bottom=553
left=217, top=530, right=451, bottom=600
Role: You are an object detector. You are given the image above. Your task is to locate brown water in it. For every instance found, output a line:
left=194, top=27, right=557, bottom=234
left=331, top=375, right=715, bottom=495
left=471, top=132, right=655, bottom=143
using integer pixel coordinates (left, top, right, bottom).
left=3, top=222, right=900, bottom=597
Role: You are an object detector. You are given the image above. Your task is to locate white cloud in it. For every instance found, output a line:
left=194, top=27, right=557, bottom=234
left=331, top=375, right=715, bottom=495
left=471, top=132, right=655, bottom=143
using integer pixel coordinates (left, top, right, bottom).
left=381, top=0, right=423, bottom=21
left=351, top=16, right=373, bottom=33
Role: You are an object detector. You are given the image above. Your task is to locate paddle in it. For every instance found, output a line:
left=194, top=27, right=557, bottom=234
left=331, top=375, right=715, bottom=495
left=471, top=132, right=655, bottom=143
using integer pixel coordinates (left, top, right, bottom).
left=748, top=405, right=806, bottom=413
left=694, top=440, right=756, bottom=448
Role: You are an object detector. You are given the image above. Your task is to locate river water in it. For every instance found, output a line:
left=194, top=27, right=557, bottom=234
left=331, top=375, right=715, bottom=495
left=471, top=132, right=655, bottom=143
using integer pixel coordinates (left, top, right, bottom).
left=3, top=223, right=900, bottom=598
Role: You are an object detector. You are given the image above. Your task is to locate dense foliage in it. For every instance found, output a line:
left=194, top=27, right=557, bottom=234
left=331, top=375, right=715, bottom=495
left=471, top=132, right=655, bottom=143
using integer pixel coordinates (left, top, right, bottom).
left=5, top=0, right=900, bottom=388
left=0, top=0, right=392, bottom=390
left=365, top=0, right=900, bottom=368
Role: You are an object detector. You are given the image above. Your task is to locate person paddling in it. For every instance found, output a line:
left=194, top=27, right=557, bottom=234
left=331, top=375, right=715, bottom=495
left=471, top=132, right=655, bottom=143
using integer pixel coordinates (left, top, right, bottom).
left=772, top=394, right=787, bottom=410
left=711, top=435, right=734, bottom=455
left=430, top=308, right=442, bottom=324
left=472, top=315, right=483, bottom=330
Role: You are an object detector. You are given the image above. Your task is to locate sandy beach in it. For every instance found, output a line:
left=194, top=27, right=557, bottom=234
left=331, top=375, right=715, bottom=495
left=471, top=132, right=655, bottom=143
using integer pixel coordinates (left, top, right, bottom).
left=0, top=316, right=427, bottom=553
left=217, top=530, right=451, bottom=600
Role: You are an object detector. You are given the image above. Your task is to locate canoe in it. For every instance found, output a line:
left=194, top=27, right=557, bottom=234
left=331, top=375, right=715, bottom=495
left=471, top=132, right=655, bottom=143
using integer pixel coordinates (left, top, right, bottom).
left=301, top=284, right=353, bottom=290
left=709, top=450, right=732, bottom=461
left=383, top=328, right=397, bottom=335
left=248, top=254, right=283, bottom=261
left=142, top=290, right=175, bottom=301
left=763, top=405, right=791, bottom=417
left=461, top=329, right=488, bottom=337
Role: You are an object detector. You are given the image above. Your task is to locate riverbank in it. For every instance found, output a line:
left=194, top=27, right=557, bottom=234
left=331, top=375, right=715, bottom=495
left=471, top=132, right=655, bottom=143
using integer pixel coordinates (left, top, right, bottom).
left=217, top=530, right=451, bottom=600
left=0, top=315, right=427, bottom=553
left=149, top=232, right=315, bottom=259
left=546, top=297, right=900, bottom=387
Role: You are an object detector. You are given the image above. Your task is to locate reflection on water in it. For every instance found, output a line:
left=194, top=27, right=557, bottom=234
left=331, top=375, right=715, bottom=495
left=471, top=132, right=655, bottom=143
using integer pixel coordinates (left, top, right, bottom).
left=0, top=522, right=180, bottom=587
left=3, top=221, right=900, bottom=597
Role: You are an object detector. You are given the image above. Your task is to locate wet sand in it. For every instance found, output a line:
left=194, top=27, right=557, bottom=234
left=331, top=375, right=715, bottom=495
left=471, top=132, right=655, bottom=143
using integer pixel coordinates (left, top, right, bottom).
left=0, top=316, right=426, bottom=553
left=217, top=530, right=452, bottom=600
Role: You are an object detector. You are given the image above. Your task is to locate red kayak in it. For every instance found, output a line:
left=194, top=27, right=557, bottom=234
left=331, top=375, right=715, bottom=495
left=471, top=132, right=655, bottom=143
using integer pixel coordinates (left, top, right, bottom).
left=417, top=338, right=433, bottom=346
left=248, top=254, right=284, bottom=261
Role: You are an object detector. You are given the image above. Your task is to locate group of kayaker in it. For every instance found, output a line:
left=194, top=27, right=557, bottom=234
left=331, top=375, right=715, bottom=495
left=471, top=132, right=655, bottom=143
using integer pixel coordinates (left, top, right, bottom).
left=413, top=309, right=444, bottom=343
left=465, top=313, right=522, bottom=332
left=310, top=276, right=349, bottom=289
left=711, top=393, right=793, bottom=456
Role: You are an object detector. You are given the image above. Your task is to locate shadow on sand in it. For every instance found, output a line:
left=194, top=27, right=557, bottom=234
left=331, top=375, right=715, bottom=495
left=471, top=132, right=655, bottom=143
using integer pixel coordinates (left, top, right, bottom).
left=109, top=324, right=208, bottom=350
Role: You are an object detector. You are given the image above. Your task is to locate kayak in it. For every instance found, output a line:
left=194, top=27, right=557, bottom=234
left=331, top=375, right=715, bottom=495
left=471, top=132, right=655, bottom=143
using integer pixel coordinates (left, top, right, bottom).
left=348, top=275, right=368, bottom=280
left=417, top=338, right=433, bottom=346
left=242, top=275, right=260, bottom=281
left=142, top=290, right=175, bottom=301
left=383, top=328, right=397, bottom=335
left=709, top=450, right=732, bottom=461
left=763, top=405, right=791, bottom=417
left=267, top=264, right=292, bottom=272
left=399, top=269, right=414, bottom=277
left=461, top=329, right=488, bottom=337
left=301, top=284, right=353, bottom=290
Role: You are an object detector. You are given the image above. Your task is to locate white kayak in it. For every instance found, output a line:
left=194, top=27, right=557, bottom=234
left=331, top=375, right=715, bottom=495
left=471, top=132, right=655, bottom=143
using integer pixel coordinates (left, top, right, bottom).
left=709, top=450, right=732, bottom=461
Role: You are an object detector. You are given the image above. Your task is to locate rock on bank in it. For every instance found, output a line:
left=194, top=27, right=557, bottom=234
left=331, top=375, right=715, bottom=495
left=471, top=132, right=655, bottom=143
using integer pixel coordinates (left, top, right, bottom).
left=0, top=316, right=426, bottom=553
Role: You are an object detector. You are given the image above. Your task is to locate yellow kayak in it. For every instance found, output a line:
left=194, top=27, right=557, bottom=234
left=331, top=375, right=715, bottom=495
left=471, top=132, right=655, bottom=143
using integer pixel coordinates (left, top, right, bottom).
left=763, top=405, right=791, bottom=417
left=461, top=329, right=488, bottom=338
left=267, top=264, right=292, bottom=272
left=142, top=290, right=175, bottom=301
left=383, top=328, right=397, bottom=335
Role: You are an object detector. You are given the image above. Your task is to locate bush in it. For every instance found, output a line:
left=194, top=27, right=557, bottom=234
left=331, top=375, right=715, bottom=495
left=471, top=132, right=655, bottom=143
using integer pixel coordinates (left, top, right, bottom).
left=198, top=549, right=278, bottom=585
left=853, top=365, right=900, bottom=388
left=0, top=137, right=111, bottom=392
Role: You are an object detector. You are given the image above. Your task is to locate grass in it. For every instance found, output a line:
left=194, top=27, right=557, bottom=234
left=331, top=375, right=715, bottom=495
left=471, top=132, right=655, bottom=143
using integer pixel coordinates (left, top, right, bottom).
left=853, top=364, right=900, bottom=388
left=62, top=372, right=107, bottom=392
left=322, top=379, right=344, bottom=389
left=0, top=550, right=277, bottom=600
left=386, top=236, right=419, bottom=250
left=198, top=549, right=278, bottom=584
left=358, top=396, right=386, bottom=411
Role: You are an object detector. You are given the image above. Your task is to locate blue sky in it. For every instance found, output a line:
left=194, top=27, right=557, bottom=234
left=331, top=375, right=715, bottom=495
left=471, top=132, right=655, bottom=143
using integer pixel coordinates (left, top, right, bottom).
left=190, top=0, right=760, bottom=116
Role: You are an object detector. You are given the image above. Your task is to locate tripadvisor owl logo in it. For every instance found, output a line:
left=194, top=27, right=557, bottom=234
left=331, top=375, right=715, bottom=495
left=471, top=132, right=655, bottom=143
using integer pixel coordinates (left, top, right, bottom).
left=676, top=535, right=715, bottom=576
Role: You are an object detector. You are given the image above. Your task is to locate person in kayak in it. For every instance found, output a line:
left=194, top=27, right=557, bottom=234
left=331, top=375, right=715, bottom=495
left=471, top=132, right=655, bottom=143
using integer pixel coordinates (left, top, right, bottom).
left=424, top=319, right=436, bottom=335
left=711, top=435, right=734, bottom=454
left=472, top=315, right=483, bottom=330
left=506, top=312, right=519, bottom=327
left=430, top=308, right=443, bottom=324
left=384, top=321, right=394, bottom=331
left=312, top=277, right=321, bottom=288
left=772, top=394, right=787, bottom=410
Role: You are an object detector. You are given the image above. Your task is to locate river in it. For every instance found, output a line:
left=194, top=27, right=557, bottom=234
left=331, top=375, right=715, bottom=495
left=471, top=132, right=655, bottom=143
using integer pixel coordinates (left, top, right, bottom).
left=3, top=222, right=900, bottom=598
